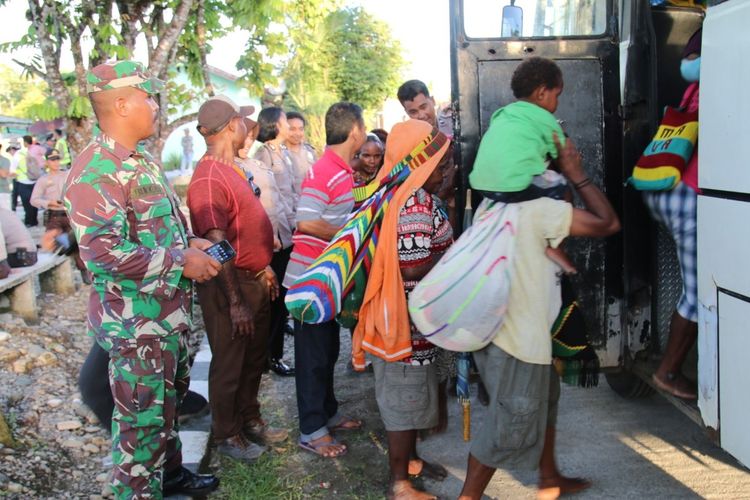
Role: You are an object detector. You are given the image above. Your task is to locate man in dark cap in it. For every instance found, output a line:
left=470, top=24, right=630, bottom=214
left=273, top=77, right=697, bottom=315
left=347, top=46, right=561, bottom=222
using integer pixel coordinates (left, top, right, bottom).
left=188, top=95, right=288, bottom=463
left=64, top=60, right=221, bottom=499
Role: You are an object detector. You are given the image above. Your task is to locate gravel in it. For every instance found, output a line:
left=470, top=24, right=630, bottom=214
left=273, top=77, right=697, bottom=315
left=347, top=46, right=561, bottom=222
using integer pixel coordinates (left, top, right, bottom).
left=0, top=289, right=108, bottom=499
left=0, top=281, right=207, bottom=499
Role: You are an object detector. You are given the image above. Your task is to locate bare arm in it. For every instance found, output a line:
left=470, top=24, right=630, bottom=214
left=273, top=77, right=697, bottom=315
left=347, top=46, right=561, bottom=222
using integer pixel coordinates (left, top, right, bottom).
left=401, top=252, right=444, bottom=282
left=553, top=134, right=621, bottom=238
left=204, top=228, right=254, bottom=338
left=296, top=219, right=341, bottom=242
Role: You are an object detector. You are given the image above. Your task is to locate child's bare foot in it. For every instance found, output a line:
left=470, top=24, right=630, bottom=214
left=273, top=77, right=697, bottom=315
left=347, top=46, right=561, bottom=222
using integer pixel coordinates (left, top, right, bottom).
left=388, top=480, right=437, bottom=500
left=538, top=475, right=591, bottom=499
left=546, top=247, right=577, bottom=274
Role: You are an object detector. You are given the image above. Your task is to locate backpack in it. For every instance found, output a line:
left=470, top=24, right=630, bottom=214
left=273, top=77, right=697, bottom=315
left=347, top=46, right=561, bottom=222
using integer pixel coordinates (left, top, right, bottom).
left=25, top=149, right=44, bottom=181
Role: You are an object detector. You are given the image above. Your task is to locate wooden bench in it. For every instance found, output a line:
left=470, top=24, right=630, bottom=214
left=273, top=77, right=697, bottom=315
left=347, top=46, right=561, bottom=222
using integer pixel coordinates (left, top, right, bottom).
left=0, top=252, right=75, bottom=322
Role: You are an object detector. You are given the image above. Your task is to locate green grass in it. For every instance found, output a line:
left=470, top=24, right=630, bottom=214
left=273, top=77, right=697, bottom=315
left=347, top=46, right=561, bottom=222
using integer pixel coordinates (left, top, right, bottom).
left=214, top=452, right=311, bottom=500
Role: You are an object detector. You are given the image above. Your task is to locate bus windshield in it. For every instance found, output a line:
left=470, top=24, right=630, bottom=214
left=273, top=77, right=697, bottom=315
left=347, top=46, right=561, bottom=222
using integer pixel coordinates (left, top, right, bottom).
left=463, top=0, right=608, bottom=39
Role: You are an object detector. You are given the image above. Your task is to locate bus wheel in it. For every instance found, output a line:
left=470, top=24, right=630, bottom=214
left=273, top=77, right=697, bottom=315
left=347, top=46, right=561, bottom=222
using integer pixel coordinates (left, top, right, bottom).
left=605, top=371, right=655, bottom=398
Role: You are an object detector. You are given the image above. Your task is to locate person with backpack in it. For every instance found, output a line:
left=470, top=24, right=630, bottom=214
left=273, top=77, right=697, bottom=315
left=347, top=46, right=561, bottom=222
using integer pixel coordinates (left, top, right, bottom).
left=15, top=135, right=45, bottom=226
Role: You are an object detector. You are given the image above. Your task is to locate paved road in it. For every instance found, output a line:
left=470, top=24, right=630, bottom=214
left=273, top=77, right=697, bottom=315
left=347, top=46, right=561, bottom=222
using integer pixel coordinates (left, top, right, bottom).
left=418, top=382, right=750, bottom=499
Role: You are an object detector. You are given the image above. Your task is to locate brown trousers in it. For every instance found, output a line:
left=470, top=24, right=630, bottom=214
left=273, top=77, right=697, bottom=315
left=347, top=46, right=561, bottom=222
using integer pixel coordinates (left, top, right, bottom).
left=197, top=270, right=270, bottom=441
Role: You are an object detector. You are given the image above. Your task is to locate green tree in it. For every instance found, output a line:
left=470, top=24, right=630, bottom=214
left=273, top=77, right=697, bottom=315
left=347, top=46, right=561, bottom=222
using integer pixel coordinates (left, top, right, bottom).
left=0, top=0, right=287, bottom=155
left=325, top=7, right=404, bottom=110
left=282, top=5, right=404, bottom=150
left=0, top=63, right=48, bottom=118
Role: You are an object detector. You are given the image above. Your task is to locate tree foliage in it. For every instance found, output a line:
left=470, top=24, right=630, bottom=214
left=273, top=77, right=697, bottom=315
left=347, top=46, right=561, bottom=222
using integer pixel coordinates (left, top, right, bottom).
left=0, top=0, right=285, bottom=155
left=0, top=0, right=403, bottom=156
left=325, top=8, right=404, bottom=110
left=0, top=63, right=49, bottom=118
left=282, top=5, right=404, bottom=149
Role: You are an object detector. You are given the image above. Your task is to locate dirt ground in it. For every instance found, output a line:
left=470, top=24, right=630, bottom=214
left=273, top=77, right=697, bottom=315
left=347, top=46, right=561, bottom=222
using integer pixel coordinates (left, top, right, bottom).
left=217, top=331, right=750, bottom=500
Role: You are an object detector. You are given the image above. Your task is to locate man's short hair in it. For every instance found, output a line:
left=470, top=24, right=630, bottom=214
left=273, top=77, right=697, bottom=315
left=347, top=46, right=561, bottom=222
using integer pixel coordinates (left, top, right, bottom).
left=510, top=57, right=563, bottom=99
left=286, top=111, right=306, bottom=126
left=325, top=102, right=363, bottom=146
left=54, top=128, right=63, bottom=137
left=22, top=135, right=33, bottom=146
left=257, top=107, right=284, bottom=143
left=397, top=80, right=431, bottom=104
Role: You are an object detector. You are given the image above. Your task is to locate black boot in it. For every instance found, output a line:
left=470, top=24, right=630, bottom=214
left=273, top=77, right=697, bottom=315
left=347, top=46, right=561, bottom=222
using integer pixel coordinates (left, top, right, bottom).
left=270, top=358, right=295, bottom=376
left=162, top=466, right=219, bottom=497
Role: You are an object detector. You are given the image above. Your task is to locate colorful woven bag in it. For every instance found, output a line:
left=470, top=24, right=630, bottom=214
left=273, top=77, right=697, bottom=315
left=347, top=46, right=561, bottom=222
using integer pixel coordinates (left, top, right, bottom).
left=629, top=87, right=699, bottom=191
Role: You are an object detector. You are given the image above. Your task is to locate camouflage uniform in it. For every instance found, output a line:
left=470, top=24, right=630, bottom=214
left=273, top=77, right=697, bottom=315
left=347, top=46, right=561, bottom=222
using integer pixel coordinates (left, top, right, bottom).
left=64, top=61, right=192, bottom=500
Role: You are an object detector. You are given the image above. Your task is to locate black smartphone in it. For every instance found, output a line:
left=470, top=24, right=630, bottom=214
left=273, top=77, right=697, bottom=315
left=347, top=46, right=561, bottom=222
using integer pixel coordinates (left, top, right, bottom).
left=205, top=240, right=236, bottom=264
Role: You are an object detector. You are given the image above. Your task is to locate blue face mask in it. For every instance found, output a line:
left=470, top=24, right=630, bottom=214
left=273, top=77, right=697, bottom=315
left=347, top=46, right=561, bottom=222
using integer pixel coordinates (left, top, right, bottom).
left=680, top=57, right=701, bottom=82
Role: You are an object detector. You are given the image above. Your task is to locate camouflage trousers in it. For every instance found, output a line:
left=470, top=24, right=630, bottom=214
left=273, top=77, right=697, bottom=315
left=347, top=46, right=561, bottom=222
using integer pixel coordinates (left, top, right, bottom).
left=96, top=332, right=190, bottom=499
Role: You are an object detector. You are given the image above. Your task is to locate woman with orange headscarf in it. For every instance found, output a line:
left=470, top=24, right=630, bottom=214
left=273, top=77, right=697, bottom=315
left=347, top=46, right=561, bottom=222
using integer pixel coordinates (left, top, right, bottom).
left=352, top=120, right=453, bottom=499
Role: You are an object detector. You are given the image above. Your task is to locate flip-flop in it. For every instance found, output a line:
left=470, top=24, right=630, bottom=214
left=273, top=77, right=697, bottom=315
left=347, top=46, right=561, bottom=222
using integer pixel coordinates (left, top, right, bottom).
left=298, top=436, right=347, bottom=458
left=652, top=373, right=697, bottom=400
left=329, top=416, right=363, bottom=432
left=408, top=459, right=448, bottom=481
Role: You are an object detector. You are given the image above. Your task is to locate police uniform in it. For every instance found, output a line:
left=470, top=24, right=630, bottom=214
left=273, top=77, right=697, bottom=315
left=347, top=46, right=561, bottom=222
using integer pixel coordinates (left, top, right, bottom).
left=287, top=142, right=317, bottom=197
left=64, top=61, right=213, bottom=499
left=253, top=142, right=297, bottom=237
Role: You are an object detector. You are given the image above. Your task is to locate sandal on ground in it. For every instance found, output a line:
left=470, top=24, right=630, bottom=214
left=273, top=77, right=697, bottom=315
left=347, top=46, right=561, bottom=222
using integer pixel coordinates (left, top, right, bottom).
left=298, top=435, right=347, bottom=458
left=388, top=480, right=437, bottom=500
left=538, top=476, right=591, bottom=500
left=652, top=373, right=697, bottom=400
left=408, top=459, right=448, bottom=481
left=328, top=415, right=363, bottom=432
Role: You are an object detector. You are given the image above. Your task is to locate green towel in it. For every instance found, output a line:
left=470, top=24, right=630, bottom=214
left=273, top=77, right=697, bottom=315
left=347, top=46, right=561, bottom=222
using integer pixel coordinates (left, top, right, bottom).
left=469, top=101, right=565, bottom=192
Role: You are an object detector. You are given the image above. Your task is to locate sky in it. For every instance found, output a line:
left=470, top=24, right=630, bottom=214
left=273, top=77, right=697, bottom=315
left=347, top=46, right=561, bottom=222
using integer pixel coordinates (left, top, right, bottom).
left=0, top=0, right=453, bottom=101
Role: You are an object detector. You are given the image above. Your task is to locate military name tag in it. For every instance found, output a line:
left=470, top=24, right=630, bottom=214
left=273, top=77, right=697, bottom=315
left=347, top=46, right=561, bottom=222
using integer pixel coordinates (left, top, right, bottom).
left=132, top=184, right=163, bottom=198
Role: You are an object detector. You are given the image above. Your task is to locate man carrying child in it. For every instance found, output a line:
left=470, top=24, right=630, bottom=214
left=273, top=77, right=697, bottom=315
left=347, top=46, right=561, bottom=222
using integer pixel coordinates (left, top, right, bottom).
left=460, top=57, right=621, bottom=499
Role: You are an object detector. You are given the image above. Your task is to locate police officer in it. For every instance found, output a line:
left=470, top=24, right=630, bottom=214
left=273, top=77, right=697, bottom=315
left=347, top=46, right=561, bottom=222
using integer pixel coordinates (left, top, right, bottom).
left=254, top=107, right=298, bottom=377
left=64, top=60, right=221, bottom=499
left=284, top=110, right=317, bottom=196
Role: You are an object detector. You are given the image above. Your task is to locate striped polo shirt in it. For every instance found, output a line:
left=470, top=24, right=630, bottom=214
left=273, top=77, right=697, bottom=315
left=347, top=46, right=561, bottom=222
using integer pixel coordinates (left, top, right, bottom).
left=283, top=148, right=354, bottom=289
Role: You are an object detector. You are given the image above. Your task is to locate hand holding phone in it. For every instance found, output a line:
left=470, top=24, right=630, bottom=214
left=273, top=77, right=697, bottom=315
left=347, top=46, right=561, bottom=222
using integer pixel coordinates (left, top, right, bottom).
left=205, top=239, right=236, bottom=264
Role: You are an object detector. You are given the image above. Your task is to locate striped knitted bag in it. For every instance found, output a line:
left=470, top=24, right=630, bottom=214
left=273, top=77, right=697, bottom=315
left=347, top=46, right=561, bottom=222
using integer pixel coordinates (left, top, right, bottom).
left=286, top=133, right=446, bottom=324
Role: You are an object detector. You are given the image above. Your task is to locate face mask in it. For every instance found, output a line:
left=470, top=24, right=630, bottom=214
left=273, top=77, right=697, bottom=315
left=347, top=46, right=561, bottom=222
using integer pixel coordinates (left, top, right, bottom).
left=680, top=57, right=701, bottom=82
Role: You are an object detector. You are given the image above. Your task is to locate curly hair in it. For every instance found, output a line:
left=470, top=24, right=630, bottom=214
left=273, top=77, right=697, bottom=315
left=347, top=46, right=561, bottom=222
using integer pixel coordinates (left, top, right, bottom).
left=510, top=57, right=563, bottom=99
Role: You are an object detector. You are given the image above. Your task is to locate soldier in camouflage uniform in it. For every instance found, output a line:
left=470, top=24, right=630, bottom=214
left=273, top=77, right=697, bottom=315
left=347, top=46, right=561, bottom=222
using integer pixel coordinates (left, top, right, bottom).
left=64, top=60, right=221, bottom=500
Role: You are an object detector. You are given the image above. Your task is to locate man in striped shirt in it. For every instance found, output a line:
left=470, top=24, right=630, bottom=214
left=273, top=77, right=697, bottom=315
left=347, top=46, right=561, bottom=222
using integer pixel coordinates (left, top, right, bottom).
left=284, top=102, right=366, bottom=458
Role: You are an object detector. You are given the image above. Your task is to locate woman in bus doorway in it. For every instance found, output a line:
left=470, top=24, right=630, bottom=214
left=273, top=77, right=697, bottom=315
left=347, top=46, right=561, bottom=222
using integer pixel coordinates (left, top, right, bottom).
left=643, top=27, right=702, bottom=400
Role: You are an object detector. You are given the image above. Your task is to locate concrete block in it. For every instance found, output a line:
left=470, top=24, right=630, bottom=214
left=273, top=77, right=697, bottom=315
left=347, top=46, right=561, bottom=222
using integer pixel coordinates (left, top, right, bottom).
left=9, top=279, right=37, bottom=322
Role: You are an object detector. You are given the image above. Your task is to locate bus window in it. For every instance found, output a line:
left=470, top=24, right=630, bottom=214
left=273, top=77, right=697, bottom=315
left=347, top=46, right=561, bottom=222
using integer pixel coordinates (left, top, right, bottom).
left=463, top=0, right=609, bottom=39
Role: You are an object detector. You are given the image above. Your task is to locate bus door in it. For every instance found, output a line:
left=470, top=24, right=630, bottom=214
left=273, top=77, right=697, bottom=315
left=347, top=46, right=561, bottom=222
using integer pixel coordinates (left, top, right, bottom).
left=450, top=0, right=624, bottom=366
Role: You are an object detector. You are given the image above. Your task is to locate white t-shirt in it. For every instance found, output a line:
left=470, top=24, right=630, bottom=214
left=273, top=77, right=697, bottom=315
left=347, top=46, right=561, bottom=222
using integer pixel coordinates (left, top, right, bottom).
left=492, top=197, right=573, bottom=365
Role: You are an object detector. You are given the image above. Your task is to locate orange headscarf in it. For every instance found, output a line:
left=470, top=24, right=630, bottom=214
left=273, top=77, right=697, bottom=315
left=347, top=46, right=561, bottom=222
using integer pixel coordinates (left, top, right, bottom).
left=352, top=120, right=450, bottom=369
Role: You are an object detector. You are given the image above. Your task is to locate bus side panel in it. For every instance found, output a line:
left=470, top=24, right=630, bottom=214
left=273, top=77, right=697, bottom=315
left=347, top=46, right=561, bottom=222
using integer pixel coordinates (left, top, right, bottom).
left=697, top=0, right=750, bottom=461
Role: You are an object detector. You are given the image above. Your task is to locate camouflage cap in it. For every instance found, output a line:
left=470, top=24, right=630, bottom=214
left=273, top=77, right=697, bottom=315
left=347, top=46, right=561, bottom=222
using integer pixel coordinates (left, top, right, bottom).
left=86, top=60, right=164, bottom=95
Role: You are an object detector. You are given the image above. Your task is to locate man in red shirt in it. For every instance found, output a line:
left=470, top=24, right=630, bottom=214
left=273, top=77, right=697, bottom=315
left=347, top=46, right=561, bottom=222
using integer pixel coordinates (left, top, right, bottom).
left=188, top=95, right=288, bottom=462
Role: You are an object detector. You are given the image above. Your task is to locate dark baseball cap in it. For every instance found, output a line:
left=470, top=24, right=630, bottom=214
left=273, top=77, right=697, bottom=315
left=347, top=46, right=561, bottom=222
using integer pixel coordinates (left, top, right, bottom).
left=197, top=95, right=256, bottom=136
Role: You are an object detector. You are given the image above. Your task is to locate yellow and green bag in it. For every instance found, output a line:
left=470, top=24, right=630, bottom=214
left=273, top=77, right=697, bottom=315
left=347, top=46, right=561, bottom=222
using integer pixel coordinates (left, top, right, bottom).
left=629, top=102, right=698, bottom=191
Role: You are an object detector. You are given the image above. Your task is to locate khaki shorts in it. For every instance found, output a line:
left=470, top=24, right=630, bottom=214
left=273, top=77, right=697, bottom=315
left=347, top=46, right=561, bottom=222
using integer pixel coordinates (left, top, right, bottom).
left=470, top=344, right=560, bottom=470
left=372, top=357, right=439, bottom=432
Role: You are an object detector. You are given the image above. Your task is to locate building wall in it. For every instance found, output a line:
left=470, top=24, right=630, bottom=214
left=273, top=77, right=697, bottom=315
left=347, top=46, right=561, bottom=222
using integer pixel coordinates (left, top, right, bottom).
left=160, top=70, right=260, bottom=166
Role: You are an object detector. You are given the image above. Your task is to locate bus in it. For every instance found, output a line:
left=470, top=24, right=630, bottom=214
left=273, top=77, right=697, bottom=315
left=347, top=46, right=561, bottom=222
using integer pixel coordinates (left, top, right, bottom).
left=449, top=0, right=749, bottom=467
